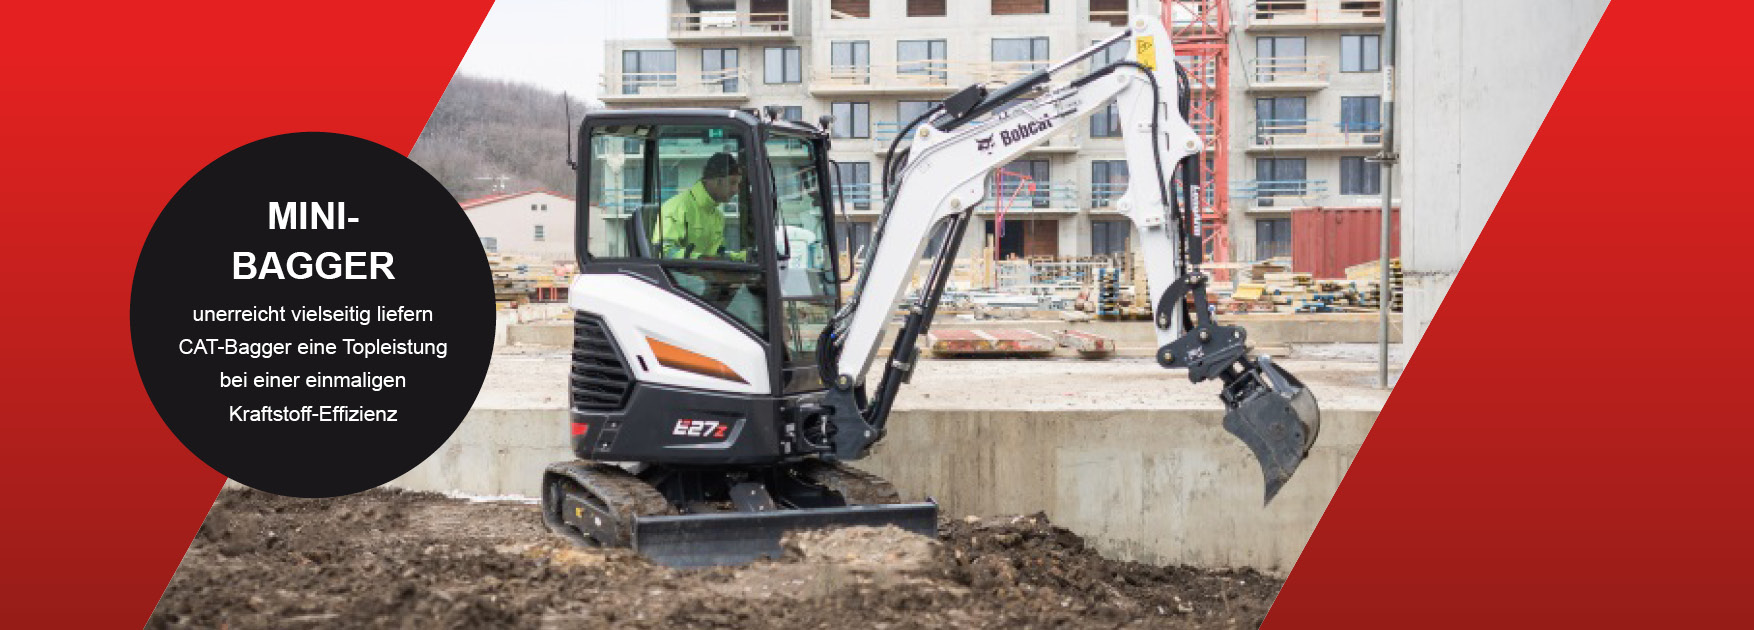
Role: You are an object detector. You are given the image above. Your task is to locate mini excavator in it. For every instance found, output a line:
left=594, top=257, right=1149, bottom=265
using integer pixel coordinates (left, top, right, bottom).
left=543, top=0, right=1319, bottom=566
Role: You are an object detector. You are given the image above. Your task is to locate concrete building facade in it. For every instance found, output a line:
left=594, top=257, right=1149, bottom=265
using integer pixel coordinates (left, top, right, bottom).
left=1225, top=0, right=1393, bottom=262
left=596, top=1, right=1394, bottom=270
left=598, top=0, right=1184, bottom=263
left=463, top=190, right=577, bottom=262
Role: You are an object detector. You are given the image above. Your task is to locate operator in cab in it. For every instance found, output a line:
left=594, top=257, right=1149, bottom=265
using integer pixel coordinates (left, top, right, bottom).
left=654, top=152, right=746, bottom=261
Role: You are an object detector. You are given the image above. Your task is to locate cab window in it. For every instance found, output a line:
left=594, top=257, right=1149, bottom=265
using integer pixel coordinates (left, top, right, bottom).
left=585, top=123, right=765, bottom=332
left=765, top=132, right=836, bottom=365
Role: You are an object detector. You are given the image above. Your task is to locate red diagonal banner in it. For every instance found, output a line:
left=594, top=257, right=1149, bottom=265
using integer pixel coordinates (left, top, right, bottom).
left=0, top=2, right=492, bottom=626
left=1269, top=1, right=1754, bottom=626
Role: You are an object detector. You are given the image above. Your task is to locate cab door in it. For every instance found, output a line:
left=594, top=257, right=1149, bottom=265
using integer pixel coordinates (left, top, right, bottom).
left=758, top=130, right=840, bottom=393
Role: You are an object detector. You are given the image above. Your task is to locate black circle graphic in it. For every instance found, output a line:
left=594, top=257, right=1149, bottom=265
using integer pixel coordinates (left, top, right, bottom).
left=131, top=132, right=494, bottom=498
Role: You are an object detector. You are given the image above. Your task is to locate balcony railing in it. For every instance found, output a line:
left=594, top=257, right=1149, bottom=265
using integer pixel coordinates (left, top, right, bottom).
left=833, top=182, right=880, bottom=209
left=1089, top=182, right=1129, bottom=210
left=1249, top=56, right=1330, bottom=86
left=600, top=68, right=749, bottom=101
left=668, top=11, right=791, bottom=39
left=1232, top=179, right=1331, bottom=207
left=871, top=120, right=1078, bottom=153
left=1248, top=0, right=1384, bottom=28
left=871, top=121, right=912, bottom=145
left=980, top=60, right=1050, bottom=84
left=813, top=62, right=956, bottom=92
left=814, top=60, right=1057, bottom=94
left=979, top=181, right=1079, bottom=213
left=1251, top=118, right=1382, bottom=149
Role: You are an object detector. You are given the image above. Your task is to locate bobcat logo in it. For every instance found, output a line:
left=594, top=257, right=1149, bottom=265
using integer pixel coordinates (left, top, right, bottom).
left=975, top=135, right=995, bottom=154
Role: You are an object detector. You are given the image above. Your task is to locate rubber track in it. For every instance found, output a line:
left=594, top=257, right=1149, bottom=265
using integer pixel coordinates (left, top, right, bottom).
left=545, top=461, right=677, bottom=547
left=798, top=459, right=904, bottom=505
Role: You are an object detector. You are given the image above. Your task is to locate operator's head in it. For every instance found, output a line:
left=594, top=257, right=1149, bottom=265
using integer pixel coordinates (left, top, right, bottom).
left=701, top=152, right=744, bottom=203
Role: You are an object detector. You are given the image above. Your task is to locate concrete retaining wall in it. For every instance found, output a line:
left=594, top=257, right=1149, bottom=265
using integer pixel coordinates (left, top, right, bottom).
left=386, top=402, right=1371, bottom=573
left=390, top=408, right=570, bottom=498
left=859, top=407, right=1370, bottom=573
left=504, top=313, right=1403, bottom=350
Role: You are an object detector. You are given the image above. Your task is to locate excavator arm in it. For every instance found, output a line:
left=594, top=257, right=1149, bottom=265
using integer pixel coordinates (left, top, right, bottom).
left=811, top=2, right=1320, bottom=503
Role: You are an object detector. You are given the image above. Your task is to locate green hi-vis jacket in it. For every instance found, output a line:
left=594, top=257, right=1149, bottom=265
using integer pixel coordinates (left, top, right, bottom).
left=654, top=181, right=744, bottom=261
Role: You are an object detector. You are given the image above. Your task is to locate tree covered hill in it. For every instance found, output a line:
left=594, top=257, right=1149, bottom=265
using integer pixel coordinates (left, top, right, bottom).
left=411, top=74, right=592, bottom=202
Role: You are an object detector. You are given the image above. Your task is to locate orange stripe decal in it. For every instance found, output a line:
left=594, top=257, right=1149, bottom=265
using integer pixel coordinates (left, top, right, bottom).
left=646, top=337, right=748, bottom=384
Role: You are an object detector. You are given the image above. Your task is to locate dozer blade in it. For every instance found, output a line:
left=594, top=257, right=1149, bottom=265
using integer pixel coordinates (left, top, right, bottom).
left=1223, top=357, right=1321, bottom=505
left=632, top=503, right=939, bottom=568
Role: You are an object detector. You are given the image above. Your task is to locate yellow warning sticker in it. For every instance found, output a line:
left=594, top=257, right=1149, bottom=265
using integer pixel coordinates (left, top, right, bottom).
left=1136, top=36, right=1157, bottom=70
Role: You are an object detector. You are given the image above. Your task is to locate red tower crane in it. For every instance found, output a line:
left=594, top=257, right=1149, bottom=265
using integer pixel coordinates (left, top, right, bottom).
left=1166, top=0, right=1232, bottom=273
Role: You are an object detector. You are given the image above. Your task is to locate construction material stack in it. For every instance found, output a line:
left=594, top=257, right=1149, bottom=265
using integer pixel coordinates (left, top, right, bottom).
left=1348, top=258, right=1404, bottom=312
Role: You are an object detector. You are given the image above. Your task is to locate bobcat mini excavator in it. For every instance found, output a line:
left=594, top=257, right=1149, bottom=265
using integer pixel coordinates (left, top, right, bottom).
left=543, top=1, right=1319, bottom=567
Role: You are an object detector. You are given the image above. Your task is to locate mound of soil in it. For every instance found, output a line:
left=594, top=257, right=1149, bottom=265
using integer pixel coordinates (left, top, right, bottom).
left=149, top=490, right=1281, bottom=629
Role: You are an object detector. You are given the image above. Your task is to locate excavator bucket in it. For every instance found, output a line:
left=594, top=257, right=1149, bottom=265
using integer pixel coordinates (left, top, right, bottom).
left=631, top=503, right=940, bottom=567
left=1222, top=357, right=1321, bottom=504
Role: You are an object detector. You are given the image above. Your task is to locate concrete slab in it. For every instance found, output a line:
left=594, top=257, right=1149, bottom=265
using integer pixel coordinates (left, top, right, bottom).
left=1054, top=329, right=1116, bottom=358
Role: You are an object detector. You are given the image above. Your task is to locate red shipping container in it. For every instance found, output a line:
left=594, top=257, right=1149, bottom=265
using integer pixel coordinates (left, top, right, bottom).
left=1291, top=206, right=1401, bottom=279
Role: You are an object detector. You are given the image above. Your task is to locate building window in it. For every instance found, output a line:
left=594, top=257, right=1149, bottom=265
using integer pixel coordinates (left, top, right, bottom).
left=1254, top=36, right=1306, bottom=83
left=832, top=102, right=870, bottom=138
left=1341, top=35, right=1381, bottom=72
left=908, top=0, right=947, bottom=17
left=1340, top=96, right=1382, bottom=140
left=764, top=46, right=802, bottom=83
left=837, top=221, right=874, bottom=258
left=701, top=48, right=739, bottom=92
left=1256, top=218, right=1291, bottom=259
left=1092, top=220, right=1130, bottom=256
left=1341, top=1, right=1384, bottom=17
left=622, top=50, right=676, bottom=95
left=1341, top=156, right=1381, bottom=195
left=1090, top=0, right=1127, bottom=26
left=533, top=225, right=546, bottom=241
left=1090, top=37, right=1129, bottom=69
left=897, top=100, right=938, bottom=123
left=776, top=105, right=803, bottom=122
left=1255, top=96, right=1307, bottom=144
left=992, top=37, right=1050, bottom=72
left=1091, top=160, right=1128, bottom=207
left=1255, top=158, right=1307, bottom=204
left=898, top=40, right=948, bottom=82
left=993, top=0, right=1049, bottom=15
left=1255, top=1, right=1308, bottom=20
left=834, top=162, right=873, bottom=209
left=831, top=0, right=871, bottom=18
left=1090, top=103, right=1121, bottom=137
left=830, top=41, right=870, bottom=84
left=998, top=159, right=1051, bottom=208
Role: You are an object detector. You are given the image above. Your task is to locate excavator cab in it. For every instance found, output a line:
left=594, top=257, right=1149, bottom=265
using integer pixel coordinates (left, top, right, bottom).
left=575, top=109, right=842, bottom=391
left=550, top=108, right=938, bottom=566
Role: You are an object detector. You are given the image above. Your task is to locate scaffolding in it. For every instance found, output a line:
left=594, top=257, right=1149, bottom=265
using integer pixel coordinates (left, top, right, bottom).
left=1166, top=0, right=1232, bottom=276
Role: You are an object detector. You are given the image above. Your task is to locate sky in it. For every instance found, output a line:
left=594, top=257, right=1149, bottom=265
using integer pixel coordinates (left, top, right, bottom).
left=455, top=0, right=666, bottom=102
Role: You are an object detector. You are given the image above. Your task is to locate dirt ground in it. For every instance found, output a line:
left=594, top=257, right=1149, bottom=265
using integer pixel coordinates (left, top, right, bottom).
left=151, top=489, right=1282, bottom=629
